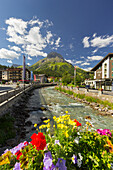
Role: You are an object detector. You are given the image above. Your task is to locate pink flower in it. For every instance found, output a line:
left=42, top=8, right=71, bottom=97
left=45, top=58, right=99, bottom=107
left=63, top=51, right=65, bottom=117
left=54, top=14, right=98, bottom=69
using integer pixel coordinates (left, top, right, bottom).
left=97, top=129, right=112, bottom=137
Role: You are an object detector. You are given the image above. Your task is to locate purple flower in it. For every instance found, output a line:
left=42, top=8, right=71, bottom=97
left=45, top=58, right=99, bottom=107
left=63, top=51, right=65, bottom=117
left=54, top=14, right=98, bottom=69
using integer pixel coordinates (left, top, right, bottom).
left=2, top=149, right=9, bottom=155
left=56, top=158, right=67, bottom=170
left=72, top=154, right=77, bottom=164
left=54, top=140, right=60, bottom=145
left=13, top=162, right=21, bottom=170
left=43, top=151, right=55, bottom=170
left=10, top=141, right=28, bottom=155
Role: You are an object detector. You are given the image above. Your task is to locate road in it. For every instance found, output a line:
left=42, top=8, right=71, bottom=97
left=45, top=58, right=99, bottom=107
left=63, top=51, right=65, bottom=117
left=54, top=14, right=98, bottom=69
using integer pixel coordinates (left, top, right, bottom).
left=0, top=84, right=17, bottom=92
left=79, top=88, right=113, bottom=96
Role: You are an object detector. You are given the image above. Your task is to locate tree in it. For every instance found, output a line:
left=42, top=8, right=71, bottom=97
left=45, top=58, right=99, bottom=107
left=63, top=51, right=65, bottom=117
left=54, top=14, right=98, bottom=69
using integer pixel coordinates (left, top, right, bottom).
left=62, top=74, right=72, bottom=85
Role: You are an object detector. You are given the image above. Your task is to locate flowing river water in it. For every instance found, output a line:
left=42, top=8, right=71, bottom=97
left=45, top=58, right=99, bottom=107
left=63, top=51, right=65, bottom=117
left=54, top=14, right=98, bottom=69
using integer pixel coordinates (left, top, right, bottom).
left=25, top=86, right=113, bottom=140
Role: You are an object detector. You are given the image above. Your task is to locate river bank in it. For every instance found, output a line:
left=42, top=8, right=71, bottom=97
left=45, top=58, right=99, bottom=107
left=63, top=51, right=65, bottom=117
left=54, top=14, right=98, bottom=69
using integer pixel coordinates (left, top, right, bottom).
left=0, top=87, right=48, bottom=155
left=55, top=86, right=113, bottom=117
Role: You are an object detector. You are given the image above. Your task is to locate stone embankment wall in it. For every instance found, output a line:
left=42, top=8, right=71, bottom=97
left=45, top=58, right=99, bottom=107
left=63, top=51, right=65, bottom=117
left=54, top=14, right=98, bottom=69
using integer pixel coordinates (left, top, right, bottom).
left=59, top=86, right=113, bottom=116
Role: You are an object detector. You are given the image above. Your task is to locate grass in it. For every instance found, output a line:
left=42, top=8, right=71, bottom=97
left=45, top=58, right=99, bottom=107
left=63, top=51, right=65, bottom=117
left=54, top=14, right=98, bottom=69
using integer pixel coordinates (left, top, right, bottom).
left=55, top=86, right=113, bottom=110
left=0, top=113, right=16, bottom=145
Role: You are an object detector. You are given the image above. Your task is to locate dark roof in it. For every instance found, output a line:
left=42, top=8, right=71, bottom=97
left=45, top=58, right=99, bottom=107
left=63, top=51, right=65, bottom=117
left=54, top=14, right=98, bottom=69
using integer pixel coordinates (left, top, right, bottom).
left=91, top=53, right=113, bottom=71
left=6, top=68, right=30, bottom=72
left=7, top=68, right=22, bottom=71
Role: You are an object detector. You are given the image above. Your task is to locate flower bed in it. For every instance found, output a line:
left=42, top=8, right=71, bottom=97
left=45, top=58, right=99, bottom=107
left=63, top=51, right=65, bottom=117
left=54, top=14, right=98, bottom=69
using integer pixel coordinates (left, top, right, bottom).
left=0, top=112, right=113, bottom=169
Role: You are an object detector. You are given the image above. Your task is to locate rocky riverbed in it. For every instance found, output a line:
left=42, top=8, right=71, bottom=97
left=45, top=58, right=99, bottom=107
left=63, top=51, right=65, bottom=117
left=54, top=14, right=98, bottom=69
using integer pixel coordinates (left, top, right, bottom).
left=59, top=90, right=113, bottom=116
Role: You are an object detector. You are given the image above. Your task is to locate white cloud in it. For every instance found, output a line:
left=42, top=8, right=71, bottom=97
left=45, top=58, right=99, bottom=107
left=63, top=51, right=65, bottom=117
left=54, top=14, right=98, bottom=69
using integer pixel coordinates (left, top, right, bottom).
left=55, top=37, right=61, bottom=47
left=92, top=48, right=98, bottom=54
left=29, top=19, right=43, bottom=27
left=27, top=63, right=30, bottom=66
left=81, top=62, right=90, bottom=66
left=0, top=48, right=20, bottom=59
left=7, top=60, right=12, bottom=63
left=93, top=33, right=97, bottom=37
left=82, top=36, right=90, bottom=48
left=83, top=33, right=113, bottom=49
left=69, top=43, right=73, bottom=49
left=0, top=27, right=5, bottom=30
left=44, top=19, right=53, bottom=27
left=46, top=31, right=53, bottom=43
left=3, top=17, right=61, bottom=59
left=25, top=44, right=47, bottom=57
left=6, top=17, right=27, bottom=35
left=87, top=56, right=103, bottom=61
left=8, top=45, right=21, bottom=52
left=28, top=56, right=32, bottom=60
left=65, top=59, right=73, bottom=64
left=26, top=47, right=47, bottom=57
left=90, top=35, right=113, bottom=48
left=80, top=56, right=84, bottom=59
left=75, top=61, right=83, bottom=64
left=26, top=26, right=46, bottom=46
left=83, top=67, right=92, bottom=71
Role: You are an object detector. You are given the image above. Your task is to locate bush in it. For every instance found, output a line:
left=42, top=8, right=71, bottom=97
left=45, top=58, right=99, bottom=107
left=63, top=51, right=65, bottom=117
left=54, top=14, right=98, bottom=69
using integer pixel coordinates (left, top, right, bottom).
left=0, top=114, right=16, bottom=145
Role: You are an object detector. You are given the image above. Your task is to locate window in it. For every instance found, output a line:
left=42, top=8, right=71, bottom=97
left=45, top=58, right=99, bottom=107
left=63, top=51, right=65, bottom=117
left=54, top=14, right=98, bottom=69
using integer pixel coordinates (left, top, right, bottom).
left=112, top=68, right=113, bottom=71
left=99, top=66, right=101, bottom=69
left=112, top=74, right=113, bottom=77
left=112, top=63, right=113, bottom=65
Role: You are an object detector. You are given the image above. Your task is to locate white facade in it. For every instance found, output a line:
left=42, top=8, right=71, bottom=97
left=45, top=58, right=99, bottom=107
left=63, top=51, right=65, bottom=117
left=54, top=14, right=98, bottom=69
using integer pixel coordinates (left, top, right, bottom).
left=94, top=71, right=96, bottom=79
left=102, top=57, right=110, bottom=79
left=85, top=80, right=96, bottom=88
left=2, top=71, right=8, bottom=80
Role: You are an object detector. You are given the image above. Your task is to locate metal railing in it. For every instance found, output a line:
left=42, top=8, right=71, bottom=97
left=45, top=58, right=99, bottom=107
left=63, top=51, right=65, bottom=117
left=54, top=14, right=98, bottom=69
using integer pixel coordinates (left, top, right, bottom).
left=0, top=85, right=32, bottom=104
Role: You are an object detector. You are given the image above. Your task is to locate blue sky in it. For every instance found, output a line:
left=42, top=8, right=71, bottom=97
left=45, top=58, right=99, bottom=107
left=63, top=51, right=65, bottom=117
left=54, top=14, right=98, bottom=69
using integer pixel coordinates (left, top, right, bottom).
left=0, top=0, right=113, bottom=71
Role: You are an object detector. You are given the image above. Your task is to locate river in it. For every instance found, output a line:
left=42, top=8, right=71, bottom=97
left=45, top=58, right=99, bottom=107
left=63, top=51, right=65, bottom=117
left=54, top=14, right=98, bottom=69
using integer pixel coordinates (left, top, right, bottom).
left=24, top=86, right=113, bottom=141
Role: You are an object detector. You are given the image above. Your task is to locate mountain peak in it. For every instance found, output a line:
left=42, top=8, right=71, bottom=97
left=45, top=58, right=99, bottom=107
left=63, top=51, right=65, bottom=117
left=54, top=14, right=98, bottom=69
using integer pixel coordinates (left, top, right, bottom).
left=47, top=52, right=64, bottom=60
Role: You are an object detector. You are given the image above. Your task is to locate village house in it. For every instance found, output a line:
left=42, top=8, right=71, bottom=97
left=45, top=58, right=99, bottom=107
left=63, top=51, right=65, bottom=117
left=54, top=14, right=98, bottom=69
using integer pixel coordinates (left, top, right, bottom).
left=85, top=53, right=113, bottom=90
left=2, top=68, right=31, bottom=82
left=34, top=74, right=47, bottom=83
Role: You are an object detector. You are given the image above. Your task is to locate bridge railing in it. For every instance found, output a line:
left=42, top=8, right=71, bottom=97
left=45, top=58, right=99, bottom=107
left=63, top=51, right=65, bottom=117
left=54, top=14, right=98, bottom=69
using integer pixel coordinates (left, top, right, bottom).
left=0, top=83, right=57, bottom=106
left=0, top=85, right=32, bottom=104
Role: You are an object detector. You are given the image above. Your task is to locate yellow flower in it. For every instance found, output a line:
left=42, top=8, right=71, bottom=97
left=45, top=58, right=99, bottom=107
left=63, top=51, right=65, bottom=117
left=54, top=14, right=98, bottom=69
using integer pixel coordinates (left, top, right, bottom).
left=57, top=124, right=64, bottom=129
left=64, top=121, right=66, bottom=124
left=65, top=111, right=68, bottom=114
left=46, top=123, right=50, bottom=128
left=39, top=125, right=46, bottom=129
left=53, top=116, right=56, bottom=120
left=43, top=119, right=50, bottom=123
left=0, top=157, right=10, bottom=165
left=53, top=125, right=55, bottom=128
left=34, top=123, right=37, bottom=127
left=65, top=131, right=69, bottom=138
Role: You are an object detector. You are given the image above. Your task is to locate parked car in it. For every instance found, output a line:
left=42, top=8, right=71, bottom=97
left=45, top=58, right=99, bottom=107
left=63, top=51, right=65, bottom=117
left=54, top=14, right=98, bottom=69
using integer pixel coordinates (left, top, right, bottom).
left=85, top=85, right=90, bottom=89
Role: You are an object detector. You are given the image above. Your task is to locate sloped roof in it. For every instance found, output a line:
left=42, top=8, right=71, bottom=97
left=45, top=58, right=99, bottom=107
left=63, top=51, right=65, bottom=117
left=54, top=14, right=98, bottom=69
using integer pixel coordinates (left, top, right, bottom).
left=91, top=53, right=113, bottom=71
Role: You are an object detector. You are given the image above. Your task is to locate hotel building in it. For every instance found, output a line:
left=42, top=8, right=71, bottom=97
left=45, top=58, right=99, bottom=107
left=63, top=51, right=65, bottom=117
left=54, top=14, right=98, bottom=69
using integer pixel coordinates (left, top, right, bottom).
left=86, top=53, right=113, bottom=90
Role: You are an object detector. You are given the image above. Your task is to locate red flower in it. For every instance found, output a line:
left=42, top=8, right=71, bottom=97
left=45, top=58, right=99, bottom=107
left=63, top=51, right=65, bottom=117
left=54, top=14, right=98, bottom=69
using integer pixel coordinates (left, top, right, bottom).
left=15, top=150, right=22, bottom=160
left=30, top=132, right=46, bottom=150
left=74, top=119, right=82, bottom=126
